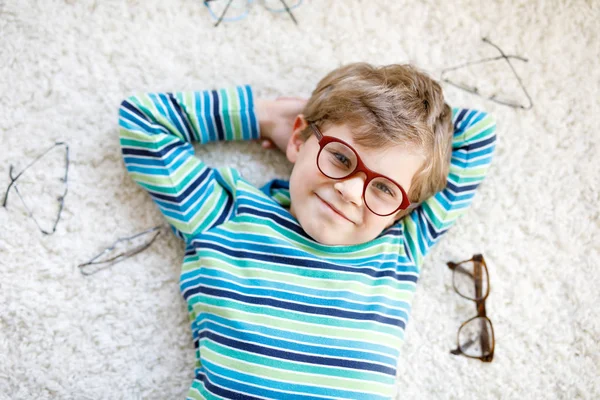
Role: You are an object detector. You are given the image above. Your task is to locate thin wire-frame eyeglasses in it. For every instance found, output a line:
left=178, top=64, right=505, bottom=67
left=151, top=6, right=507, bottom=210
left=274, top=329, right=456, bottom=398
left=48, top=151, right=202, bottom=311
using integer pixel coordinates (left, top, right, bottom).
left=309, top=122, right=411, bottom=216
left=441, top=37, right=533, bottom=110
left=447, top=253, right=495, bottom=362
left=2, top=142, right=69, bottom=235
left=203, top=0, right=302, bottom=27
left=77, top=225, right=165, bottom=276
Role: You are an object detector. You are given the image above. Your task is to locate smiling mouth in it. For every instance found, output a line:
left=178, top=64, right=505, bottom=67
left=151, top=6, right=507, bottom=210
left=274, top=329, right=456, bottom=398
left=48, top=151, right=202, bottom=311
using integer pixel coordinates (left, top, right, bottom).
left=316, top=195, right=354, bottom=224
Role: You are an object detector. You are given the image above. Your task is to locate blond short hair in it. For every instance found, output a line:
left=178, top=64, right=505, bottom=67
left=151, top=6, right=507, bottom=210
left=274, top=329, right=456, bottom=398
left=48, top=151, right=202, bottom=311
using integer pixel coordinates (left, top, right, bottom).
left=302, top=63, right=453, bottom=217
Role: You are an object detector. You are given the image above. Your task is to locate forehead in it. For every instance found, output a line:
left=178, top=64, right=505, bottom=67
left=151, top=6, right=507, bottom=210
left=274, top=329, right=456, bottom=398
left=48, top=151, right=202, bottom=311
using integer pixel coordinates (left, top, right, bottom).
left=319, top=123, right=425, bottom=188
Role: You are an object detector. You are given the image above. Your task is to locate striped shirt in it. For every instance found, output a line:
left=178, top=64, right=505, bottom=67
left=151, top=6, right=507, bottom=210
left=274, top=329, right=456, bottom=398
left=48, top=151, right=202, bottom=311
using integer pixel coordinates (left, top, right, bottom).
left=118, top=85, right=496, bottom=400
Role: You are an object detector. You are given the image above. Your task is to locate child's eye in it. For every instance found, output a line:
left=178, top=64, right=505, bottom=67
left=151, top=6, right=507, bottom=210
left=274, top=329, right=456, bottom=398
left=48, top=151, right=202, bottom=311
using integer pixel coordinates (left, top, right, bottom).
left=332, top=152, right=351, bottom=168
left=374, top=182, right=395, bottom=197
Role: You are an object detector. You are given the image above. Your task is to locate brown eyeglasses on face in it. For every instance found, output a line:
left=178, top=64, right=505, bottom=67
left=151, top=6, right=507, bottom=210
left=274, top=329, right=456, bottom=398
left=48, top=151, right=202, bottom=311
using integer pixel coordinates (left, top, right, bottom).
left=447, top=254, right=495, bottom=362
left=308, top=122, right=411, bottom=216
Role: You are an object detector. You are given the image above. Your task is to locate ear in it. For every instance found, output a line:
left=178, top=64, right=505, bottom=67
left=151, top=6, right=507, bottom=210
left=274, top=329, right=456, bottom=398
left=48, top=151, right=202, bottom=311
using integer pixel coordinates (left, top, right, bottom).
left=286, top=115, right=309, bottom=164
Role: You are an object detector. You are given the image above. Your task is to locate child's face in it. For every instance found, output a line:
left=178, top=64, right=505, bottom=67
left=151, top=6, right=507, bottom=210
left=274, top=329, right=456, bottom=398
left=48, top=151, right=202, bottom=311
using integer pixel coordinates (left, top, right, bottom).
left=286, top=116, right=425, bottom=246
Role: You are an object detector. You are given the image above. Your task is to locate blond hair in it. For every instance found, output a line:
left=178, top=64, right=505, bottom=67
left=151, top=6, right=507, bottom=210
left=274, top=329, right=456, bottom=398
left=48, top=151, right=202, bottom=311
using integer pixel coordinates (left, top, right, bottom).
left=302, top=63, right=453, bottom=217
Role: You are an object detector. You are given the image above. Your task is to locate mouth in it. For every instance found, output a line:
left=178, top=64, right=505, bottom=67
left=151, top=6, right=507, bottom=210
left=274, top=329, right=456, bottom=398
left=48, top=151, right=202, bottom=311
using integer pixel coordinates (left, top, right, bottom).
left=316, top=194, right=355, bottom=224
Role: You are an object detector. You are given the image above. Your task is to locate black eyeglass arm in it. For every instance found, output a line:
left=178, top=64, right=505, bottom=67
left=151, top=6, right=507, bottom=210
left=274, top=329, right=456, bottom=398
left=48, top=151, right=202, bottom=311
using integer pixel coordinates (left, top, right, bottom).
left=78, top=225, right=164, bottom=276
left=278, top=0, right=298, bottom=25
left=450, top=347, right=462, bottom=356
left=213, top=0, right=234, bottom=27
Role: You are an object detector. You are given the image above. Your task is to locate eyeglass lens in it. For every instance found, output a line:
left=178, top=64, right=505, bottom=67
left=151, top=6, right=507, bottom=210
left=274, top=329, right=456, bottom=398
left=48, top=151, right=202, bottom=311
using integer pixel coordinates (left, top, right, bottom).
left=458, top=316, right=494, bottom=358
left=317, top=141, right=404, bottom=215
left=452, top=260, right=489, bottom=300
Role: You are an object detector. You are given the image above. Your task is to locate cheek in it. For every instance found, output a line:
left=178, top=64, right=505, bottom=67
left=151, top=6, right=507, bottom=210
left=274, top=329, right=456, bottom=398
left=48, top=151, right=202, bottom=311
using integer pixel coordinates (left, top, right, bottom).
left=363, top=214, right=396, bottom=233
left=292, top=159, right=323, bottom=190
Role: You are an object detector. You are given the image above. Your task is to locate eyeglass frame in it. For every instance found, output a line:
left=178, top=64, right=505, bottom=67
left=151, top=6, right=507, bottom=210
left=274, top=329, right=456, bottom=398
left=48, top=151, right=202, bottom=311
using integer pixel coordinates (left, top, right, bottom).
left=447, top=253, right=495, bottom=362
left=203, top=0, right=301, bottom=27
left=308, top=122, right=411, bottom=216
left=2, top=142, right=69, bottom=235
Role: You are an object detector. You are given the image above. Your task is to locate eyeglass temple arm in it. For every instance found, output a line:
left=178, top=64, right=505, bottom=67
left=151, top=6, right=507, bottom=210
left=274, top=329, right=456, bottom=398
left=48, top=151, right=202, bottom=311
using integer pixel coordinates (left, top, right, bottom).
left=447, top=262, right=475, bottom=279
left=450, top=336, right=476, bottom=356
left=278, top=0, right=298, bottom=25
left=451, top=339, right=493, bottom=362
left=212, top=0, right=234, bottom=27
left=309, top=122, right=322, bottom=140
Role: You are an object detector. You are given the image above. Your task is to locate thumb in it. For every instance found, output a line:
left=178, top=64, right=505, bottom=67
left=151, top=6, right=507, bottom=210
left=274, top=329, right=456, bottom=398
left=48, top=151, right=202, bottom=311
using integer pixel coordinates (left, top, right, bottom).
left=261, top=140, right=274, bottom=149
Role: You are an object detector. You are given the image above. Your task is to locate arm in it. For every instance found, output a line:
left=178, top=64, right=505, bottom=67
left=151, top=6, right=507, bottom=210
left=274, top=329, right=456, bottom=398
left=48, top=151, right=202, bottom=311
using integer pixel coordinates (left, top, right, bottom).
left=118, top=86, right=260, bottom=240
left=402, top=108, right=497, bottom=268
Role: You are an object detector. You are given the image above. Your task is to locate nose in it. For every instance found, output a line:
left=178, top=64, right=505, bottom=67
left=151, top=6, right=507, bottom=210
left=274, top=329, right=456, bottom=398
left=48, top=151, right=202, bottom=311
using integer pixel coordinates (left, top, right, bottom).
left=333, top=173, right=366, bottom=206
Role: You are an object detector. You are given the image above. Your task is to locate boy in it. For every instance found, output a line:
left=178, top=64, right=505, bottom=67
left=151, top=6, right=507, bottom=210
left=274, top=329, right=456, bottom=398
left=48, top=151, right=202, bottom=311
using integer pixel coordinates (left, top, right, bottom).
left=118, top=63, right=496, bottom=400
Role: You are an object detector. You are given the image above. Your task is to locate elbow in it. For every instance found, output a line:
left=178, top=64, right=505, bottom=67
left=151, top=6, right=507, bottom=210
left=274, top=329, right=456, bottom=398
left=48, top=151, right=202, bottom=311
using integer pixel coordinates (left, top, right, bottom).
left=118, top=96, right=139, bottom=134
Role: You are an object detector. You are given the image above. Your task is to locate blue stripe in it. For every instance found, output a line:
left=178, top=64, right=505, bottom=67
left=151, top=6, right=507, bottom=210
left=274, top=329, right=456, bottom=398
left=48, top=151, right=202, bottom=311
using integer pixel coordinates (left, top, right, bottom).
left=457, top=134, right=496, bottom=152
left=453, top=108, right=468, bottom=131
left=452, top=155, right=494, bottom=168
left=211, top=90, right=225, bottom=141
left=202, top=91, right=217, bottom=141
left=245, top=85, right=259, bottom=139
left=168, top=92, right=197, bottom=142
left=195, top=313, right=399, bottom=365
left=194, top=264, right=413, bottom=309
left=148, top=168, right=212, bottom=203
left=121, top=140, right=186, bottom=161
left=236, top=86, right=249, bottom=140
left=190, top=239, right=418, bottom=284
left=199, top=313, right=399, bottom=358
left=199, top=358, right=391, bottom=400
left=184, top=285, right=406, bottom=328
left=198, top=361, right=381, bottom=400
left=445, top=179, right=481, bottom=194
left=120, top=100, right=148, bottom=124
left=456, top=109, right=479, bottom=133
left=195, top=371, right=265, bottom=400
left=199, top=224, right=405, bottom=268
left=209, top=191, right=234, bottom=229
left=186, top=275, right=408, bottom=322
left=200, top=329, right=396, bottom=375
left=193, top=92, right=208, bottom=142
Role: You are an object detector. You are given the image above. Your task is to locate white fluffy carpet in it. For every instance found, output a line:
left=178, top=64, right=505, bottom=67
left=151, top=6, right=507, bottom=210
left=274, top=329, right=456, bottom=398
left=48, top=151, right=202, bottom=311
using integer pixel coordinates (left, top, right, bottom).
left=1, top=0, right=598, bottom=398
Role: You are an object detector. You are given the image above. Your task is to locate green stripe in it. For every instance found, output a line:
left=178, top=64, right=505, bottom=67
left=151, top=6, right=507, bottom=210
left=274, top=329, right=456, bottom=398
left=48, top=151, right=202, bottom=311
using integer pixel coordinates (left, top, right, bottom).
left=188, top=380, right=214, bottom=400
left=202, top=345, right=393, bottom=395
left=218, top=88, right=234, bottom=140
left=188, top=294, right=402, bottom=340
left=226, top=87, right=243, bottom=141
left=137, top=95, right=186, bottom=140
left=128, top=161, right=204, bottom=191
left=219, top=221, right=400, bottom=262
left=193, top=251, right=416, bottom=300
left=181, top=91, right=202, bottom=142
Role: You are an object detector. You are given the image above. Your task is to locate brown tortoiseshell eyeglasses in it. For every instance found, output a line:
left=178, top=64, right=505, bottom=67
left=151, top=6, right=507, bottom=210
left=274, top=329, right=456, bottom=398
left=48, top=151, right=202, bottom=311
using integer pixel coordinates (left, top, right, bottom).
left=447, top=254, right=495, bottom=362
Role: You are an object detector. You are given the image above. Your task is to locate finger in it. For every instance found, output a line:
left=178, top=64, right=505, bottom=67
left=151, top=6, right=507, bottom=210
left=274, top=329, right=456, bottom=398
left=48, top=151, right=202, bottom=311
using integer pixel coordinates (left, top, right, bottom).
left=261, top=140, right=274, bottom=149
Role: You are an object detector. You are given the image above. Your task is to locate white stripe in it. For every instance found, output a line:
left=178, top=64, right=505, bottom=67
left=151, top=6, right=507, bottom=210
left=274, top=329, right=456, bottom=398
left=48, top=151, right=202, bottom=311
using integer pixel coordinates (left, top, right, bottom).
left=188, top=270, right=412, bottom=318
left=189, top=295, right=405, bottom=347
left=207, top=226, right=404, bottom=264
left=192, top=295, right=404, bottom=345
left=185, top=239, right=418, bottom=290
left=198, top=323, right=394, bottom=377
left=196, top=358, right=339, bottom=399
left=200, top=318, right=398, bottom=364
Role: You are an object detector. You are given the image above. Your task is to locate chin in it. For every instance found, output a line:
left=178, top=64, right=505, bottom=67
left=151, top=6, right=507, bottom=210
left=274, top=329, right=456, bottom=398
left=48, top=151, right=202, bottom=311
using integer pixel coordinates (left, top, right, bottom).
left=303, top=226, right=338, bottom=245
left=305, top=226, right=364, bottom=246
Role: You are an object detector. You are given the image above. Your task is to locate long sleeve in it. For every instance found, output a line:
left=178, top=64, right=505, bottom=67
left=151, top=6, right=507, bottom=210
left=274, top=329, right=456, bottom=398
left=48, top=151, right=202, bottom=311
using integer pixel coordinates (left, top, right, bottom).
left=402, top=108, right=497, bottom=268
left=118, top=86, right=260, bottom=241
